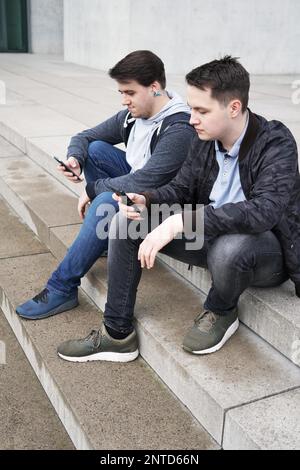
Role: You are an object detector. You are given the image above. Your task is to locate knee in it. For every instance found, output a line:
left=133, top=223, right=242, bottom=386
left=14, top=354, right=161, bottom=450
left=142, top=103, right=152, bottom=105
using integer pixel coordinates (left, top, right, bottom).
left=207, top=234, right=256, bottom=276
left=88, top=140, right=106, bottom=155
left=91, top=191, right=117, bottom=208
left=87, top=192, right=118, bottom=223
left=87, top=140, right=112, bottom=165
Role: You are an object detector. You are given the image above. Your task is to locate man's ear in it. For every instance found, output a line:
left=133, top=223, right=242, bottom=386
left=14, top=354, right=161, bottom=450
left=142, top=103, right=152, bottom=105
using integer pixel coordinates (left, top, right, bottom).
left=150, top=81, right=163, bottom=96
left=230, top=100, right=242, bottom=118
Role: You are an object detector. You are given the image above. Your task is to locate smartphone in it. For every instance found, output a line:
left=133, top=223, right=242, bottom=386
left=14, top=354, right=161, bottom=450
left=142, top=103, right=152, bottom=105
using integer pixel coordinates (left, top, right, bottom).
left=53, top=156, right=81, bottom=181
left=114, top=191, right=141, bottom=213
left=114, top=190, right=134, bottom=206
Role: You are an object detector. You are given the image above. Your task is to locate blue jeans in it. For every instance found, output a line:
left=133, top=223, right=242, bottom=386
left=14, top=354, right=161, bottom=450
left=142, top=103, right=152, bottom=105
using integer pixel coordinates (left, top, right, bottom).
left=47, top=141, right=131, bottom=295
left=104, top=213, right=288, bottom=334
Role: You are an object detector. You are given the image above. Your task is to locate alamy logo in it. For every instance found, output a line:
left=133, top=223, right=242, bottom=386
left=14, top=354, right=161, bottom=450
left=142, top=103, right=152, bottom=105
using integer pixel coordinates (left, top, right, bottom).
left=291, top=80, right=300, bottom=105
left=0, top=80, right=6, bottom=105
left=0, top=340, right=6, bottom=365
left=96, top=203, right=205, bottom=251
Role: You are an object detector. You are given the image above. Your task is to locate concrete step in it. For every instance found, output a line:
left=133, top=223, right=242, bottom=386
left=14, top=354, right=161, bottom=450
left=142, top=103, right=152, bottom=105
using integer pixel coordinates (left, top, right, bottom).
left=0, top=189, right=74, bottom=450
left=0, top=308, right=75, bottom=450
left=24, top=132, right=125, bottom=198
left=0, top=147, right=300, bottom=448
left=0, top=136, right=24, bottom=159
left=25, top=134, right=83, bottom=197
left=0, top=154, right=82, bottom=245
left=0, top=196, right=217, bottom=451
left=1, top=134, right=299, bottom=367
left=0, top=104, right=85, bottom=154
left=223, top=388, right=300, bottom=450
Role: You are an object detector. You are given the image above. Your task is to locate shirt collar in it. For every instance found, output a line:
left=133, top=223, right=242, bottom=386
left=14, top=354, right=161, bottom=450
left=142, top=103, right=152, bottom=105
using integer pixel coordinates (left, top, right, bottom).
left=215, top=111, right=249, bottom=158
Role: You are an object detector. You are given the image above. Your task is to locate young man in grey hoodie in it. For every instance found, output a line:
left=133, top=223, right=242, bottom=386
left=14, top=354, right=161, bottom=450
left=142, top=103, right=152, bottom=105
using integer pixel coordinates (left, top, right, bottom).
left=16, top=50, right=194, bottom=324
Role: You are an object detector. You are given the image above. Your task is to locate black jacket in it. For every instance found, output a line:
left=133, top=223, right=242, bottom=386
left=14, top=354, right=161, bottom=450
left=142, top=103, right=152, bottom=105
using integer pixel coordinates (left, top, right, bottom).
left=145, top=110, right=300, bottom=296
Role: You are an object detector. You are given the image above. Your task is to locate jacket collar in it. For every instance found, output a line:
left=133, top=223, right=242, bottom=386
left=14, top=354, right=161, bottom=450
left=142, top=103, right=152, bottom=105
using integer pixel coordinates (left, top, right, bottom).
left=239, top=108, right=261, bottom=161
left=215, top=110, right=249, bottom=158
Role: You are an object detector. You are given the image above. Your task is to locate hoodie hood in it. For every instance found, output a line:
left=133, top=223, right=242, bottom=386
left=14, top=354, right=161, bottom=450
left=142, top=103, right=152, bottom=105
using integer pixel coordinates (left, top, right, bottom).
left=126, top=90, right=190, bottom=172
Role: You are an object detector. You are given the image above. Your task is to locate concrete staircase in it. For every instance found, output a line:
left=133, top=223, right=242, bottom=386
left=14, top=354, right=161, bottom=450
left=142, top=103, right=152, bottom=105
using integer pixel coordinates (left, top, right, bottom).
left=0, top=54, right=300, bottom=450
left=0, top=305, right=75, bottom=450
left=0, top=161, right=218, bottom=451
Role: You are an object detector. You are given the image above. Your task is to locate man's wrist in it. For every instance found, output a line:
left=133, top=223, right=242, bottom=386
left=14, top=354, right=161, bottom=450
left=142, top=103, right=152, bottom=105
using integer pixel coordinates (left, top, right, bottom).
left=160, top=214, right=183, bottom=238
left=171, top=213, right=184, bottom=235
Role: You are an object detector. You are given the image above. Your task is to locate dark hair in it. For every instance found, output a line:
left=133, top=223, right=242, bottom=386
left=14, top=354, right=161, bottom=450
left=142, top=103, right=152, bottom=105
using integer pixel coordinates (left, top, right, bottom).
left=186, top=55, right=250, bottom=113
left=109, top=50, right=166, bottom=89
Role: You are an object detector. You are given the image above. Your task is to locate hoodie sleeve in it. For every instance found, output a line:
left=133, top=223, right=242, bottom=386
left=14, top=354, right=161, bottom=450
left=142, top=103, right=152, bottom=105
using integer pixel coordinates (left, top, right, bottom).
left=85, top=122, right=195, bottom=198
left=67, top=110, right=127, bottom=170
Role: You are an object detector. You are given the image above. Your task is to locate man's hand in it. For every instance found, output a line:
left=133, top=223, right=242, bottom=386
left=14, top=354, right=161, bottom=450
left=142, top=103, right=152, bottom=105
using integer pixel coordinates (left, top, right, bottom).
left=113, top=193, right=146, bottom=220
left=78, top=188, right=91, bottom=220
left=57, top=157, right=83, bottom=183
left=138, top=214, right=183, bottom=269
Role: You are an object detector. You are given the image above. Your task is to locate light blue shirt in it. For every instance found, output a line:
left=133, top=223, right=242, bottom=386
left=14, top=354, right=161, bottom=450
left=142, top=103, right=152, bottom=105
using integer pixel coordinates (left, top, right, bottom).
left=209, top=114, right=249, bottom=209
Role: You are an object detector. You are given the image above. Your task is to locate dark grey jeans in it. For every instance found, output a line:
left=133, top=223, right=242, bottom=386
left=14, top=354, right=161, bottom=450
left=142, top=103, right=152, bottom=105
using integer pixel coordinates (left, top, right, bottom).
left=104, top=213, right=288, bottom=334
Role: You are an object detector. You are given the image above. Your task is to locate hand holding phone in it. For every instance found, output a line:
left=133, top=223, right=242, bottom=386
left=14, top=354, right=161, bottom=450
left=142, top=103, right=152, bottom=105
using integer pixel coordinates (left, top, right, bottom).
left=114, top=191, right=146, bottom=217
left=53, top=156, right=82, bottom=182
left=114, top=190, right=135, bottom=207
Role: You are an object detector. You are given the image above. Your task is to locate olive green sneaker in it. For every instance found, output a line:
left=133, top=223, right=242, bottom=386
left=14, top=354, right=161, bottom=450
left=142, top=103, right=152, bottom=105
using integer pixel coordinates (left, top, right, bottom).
left=57, top=323, right=139, bottom=363
left=182, top=309, right=239, bottom=354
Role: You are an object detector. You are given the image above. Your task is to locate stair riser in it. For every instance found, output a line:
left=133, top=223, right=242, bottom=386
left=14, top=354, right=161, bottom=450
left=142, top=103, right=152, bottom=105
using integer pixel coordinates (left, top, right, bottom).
left=0, top=122, right=26, bottom=153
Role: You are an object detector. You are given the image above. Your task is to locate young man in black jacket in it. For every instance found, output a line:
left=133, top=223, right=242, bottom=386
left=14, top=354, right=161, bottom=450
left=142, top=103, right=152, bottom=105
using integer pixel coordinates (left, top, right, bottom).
left=57, top=56, right=300, bottom=363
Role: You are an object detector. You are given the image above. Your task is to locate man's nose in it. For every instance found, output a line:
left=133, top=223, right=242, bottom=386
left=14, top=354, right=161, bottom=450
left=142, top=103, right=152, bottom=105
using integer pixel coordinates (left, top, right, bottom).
left=122, top=96, right=131, bottom=106
left=190, top=113, right=200, bottom=126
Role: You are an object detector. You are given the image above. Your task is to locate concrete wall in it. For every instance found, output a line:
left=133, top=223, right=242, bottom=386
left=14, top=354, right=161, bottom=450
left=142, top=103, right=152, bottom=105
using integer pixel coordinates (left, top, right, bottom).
left=64, top=0, right=130, bottom=68
left=63, top=0, right=300, bottom=74
left=29, top=0, right=63, bottom=54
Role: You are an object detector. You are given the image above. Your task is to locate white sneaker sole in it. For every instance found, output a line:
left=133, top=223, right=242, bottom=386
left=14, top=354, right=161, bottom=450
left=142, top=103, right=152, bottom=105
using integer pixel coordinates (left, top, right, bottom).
left=185, top=318, right=240, bottom=355
left=57, top=349, right=139, bottom=363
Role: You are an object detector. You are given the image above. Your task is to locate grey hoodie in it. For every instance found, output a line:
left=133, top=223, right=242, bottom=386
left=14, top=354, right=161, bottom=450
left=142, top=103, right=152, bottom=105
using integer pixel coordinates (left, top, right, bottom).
left=67, top=94, right=195, bottom=198
left=126, top=91, right=190, bottom=171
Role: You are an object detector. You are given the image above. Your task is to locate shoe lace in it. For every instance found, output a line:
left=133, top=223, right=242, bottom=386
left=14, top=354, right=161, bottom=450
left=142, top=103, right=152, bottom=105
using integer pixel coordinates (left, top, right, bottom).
left=84, top=329, right=102, bottom=347
left=33, top=288, right=49, bottom=304
left=194, top=311, right=217, bottom=333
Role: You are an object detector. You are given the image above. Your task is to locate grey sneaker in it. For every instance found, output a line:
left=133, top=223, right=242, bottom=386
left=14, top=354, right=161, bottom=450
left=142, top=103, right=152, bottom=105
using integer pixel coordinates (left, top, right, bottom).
left=57, top=323, right=139, bottom=363
left=182, top=309, right=239, bottom=354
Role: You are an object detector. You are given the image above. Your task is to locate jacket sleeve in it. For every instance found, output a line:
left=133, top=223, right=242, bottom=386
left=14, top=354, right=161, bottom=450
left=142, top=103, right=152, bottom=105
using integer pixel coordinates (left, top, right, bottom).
left=66, top=110, right=127, bottom=170
left=86, top=123, right=196, bottom=198
left=183, top=129, right=299, bottom=240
